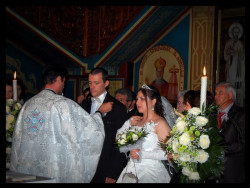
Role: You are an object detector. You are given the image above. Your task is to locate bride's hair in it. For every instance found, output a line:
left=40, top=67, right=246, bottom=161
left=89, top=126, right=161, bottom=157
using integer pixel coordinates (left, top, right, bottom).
left=138, top=85, right=164, bottom=119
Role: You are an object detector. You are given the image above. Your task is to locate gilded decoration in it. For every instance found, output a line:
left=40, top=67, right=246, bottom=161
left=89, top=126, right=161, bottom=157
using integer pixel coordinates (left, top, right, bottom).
left=189, top=6, right=215, bottom=91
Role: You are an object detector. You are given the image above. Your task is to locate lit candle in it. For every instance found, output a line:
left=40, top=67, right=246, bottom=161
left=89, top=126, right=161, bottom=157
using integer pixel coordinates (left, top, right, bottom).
left=200, top=66, right=207, bottom=111
left=13, top=71, right=17, bottom=101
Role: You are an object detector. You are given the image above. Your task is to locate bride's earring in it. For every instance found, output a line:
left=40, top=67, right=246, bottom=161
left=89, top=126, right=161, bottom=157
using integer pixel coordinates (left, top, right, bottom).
left=152, top=106, right=155, bottom=111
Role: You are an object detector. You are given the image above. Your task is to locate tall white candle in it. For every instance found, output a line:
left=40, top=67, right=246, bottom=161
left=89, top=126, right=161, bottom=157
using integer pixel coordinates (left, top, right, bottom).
left=13, top=71, right=17, bottom=101
left=200, top=66, right=207, bottom=111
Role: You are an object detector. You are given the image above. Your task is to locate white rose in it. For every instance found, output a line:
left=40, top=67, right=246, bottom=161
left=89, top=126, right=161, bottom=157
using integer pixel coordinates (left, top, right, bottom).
left=199, top=135, right=210, bottom=149
left=6, top=106, right=10, bottom=114
left=6, top=114, right=15, bottom=124
left=175, top=117, right=182, bottom=123
left=188, top=107, right=201, bottom=116
left=14, top=102, right=22, bottom=110
left=179, top=153, right=191, bottom=162
left=195, top=150, right=209, bottom=163
left=175, top=120, right=186, bottom=133
left=6, top=147, right=11, bottom=154
left=172, top=138, right=179, bottom=153
left=6, top=99, right=15, bottom=106
left=196, top=116, right=208, bottom=127
left=132, top=134, right=138, bottom=141
left=179, top=132, right=191, bottom=146
left=182, top=166, right=191, bottom=176
left=6, top=123, right=11, bottom=130
left=189, top=171, right=200, bottom=180
left=120, top=139, right=126, bottom=145
left=172, top=154, right=179, bottom=160
left=121, top=134, right=126, bottom=139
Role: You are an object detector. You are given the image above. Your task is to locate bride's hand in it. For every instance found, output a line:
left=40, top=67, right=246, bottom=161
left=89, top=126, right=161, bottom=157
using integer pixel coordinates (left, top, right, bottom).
left=130, top=149, right=140, bottom=159
left=130, top=116, right=143, bottom=126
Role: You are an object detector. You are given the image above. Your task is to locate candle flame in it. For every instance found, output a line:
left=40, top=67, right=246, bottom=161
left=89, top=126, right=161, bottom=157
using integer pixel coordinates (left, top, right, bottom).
left=202, top=66, right=206, bottom=76
left=14, top=71, right=16, bottom=80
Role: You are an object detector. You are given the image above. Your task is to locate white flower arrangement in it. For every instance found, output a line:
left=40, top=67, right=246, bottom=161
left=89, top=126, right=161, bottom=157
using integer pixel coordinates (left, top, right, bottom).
left=161, top=104, right=225, bottom=183
left=6, top=99, right=22, bottom=169
left=116, top=127, right=148, bottom=148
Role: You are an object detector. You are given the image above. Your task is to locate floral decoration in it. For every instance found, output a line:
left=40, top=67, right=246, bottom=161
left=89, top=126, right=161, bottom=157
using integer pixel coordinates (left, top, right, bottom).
left=161, top=104, right=225, bottom=183
left=6, top=99, right=22, bottom=169
left=116, top=127, right=148, bottom=148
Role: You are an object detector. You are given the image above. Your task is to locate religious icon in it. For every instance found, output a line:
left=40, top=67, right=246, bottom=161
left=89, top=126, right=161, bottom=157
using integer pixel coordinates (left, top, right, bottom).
left=139, top=45, right=184, bottom=106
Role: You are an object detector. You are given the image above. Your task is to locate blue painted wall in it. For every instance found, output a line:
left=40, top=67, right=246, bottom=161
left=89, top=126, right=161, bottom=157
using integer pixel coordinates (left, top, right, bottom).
left=6, top=41, right=44, bottom=100
left=134, top=13, right=190, bottom=93
left=6, top=41, right=75, bottom=101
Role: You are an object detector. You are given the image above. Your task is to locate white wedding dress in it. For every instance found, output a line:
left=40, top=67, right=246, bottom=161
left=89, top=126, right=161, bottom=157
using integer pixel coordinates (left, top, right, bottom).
left=116, top=120, right=171, bottom=183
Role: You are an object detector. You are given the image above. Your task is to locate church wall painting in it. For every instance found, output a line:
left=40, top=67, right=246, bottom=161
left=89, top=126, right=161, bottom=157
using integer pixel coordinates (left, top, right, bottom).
left=139, top=45, right=184, bottom=106
left=217, top=8, right=245, bottom=108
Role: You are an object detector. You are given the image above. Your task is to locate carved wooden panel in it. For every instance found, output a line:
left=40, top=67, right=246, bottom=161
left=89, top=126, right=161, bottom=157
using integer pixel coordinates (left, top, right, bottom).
left=10, top=6, right=144, bottom=58
left=190, top=6, right=215, bottom=92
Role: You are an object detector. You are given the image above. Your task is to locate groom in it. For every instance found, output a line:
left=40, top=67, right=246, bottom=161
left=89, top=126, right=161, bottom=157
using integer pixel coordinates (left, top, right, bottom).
left=81, top=67, right=128, bottom=183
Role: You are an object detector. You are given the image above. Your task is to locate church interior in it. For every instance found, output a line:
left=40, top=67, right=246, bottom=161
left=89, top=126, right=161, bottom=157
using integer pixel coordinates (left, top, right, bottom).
left=6, top=5, right=245, bottom=108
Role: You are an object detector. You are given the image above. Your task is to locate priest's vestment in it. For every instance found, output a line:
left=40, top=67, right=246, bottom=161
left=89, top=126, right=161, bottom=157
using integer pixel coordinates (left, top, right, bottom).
left=10, top=89, right=105, bottom=183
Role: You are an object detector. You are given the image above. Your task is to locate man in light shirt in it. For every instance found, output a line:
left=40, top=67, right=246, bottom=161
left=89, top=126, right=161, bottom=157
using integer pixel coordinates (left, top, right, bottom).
left=81, top=67, right=128, bottom=183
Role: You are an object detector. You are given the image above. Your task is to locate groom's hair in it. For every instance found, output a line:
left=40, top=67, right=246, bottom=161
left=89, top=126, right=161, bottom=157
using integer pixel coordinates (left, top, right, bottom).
left=90, top=67, right=109, bottom=82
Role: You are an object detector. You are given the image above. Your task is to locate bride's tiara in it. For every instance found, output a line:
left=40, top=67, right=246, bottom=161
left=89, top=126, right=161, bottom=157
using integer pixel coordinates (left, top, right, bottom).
left=142, top=84, right=152, bottom=90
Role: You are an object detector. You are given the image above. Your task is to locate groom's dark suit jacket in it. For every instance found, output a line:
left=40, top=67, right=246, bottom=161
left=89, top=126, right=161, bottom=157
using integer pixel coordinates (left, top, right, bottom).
left=219, top=103, right=245, bottom=183
left=81, top=92, right=128, bottom=183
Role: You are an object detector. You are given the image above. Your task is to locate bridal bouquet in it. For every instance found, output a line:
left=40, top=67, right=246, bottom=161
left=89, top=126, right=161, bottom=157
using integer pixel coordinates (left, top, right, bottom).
left=116, top=127, right=148, bottom=148
left=161, top=104, right=225, bottom=183
left=116, top=126, right=148, bottom=155
left=6, top=99, right=22, bottom=169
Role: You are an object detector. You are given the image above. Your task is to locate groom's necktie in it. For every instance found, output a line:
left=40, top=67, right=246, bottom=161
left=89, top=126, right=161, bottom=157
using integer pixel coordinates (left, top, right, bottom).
left=218, top=112, right=225, bottom=129
left=91, top=97, right=101, bottom=114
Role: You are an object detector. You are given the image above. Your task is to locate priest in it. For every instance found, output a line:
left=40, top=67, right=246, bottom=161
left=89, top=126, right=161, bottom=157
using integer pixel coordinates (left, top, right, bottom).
left=10, top=64, right=113, bottom=183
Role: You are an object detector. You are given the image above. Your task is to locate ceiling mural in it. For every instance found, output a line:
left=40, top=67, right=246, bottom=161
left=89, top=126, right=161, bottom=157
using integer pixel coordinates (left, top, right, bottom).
left=8, top=6, right=145, bottom=58
left=6, top=6, right=188, bottom=73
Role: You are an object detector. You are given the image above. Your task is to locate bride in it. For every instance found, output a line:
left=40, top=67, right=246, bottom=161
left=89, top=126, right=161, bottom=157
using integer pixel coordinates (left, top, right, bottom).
left=116, top=84, right=172, bottom=183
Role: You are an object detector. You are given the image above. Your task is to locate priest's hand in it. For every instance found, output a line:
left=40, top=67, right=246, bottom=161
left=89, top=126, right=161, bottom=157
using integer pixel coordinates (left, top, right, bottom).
left=98, top=102, right=113, bottom=114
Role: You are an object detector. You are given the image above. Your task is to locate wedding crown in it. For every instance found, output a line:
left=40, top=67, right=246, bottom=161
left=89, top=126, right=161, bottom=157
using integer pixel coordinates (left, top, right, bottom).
left=142, top=84, right=152, bottom=90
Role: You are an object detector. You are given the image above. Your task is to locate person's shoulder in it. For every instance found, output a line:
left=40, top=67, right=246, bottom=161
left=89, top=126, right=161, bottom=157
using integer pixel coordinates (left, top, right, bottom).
left=228, top=104, right=245, bottom=119
left=106, top=93, right=122, bottom=105
left=82, top=97, right=91, bottom=105
left=106, top=93, right=127, bottom=112
left=231, top=104, right=245, bottom=113
left=236, top=105, right=245, bottom=116
left=114, top=99, right=126, bottom=109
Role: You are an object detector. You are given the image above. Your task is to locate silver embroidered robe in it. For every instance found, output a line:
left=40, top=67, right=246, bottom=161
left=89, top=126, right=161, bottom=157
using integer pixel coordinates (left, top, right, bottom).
left=10, top=89, right=105, bottom=183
